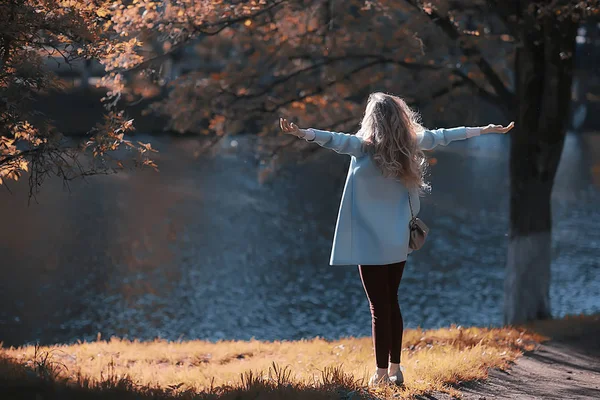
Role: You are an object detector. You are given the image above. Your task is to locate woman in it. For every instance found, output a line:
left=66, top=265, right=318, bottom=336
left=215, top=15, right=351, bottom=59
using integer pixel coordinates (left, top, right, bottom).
left=279, top=92, right=514, bottom=386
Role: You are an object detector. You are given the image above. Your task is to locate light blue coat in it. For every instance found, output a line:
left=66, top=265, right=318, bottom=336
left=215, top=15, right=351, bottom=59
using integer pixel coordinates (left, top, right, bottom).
left=306, top=127, right=481, bottom=266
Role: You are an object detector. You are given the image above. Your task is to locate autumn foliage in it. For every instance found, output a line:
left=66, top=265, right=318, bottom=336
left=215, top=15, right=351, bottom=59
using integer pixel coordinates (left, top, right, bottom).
left=0, top=0, right=158, bottom=190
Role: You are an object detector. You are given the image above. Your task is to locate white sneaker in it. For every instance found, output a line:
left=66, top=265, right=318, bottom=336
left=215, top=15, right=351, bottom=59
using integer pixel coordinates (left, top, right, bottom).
left=388, top=367, right=404, bottom=385
left=368, top=372, right=391, bottom=387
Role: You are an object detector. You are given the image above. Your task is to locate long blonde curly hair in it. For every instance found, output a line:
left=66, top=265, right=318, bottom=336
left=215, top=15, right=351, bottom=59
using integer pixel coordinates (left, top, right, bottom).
left=357, top=92, right=429, bottom=191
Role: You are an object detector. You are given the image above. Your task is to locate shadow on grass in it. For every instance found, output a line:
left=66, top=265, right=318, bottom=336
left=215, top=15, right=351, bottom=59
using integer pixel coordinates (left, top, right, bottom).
left=0, top=352, right=372, bottom=400
left=525, top=313, right=600, bottom=370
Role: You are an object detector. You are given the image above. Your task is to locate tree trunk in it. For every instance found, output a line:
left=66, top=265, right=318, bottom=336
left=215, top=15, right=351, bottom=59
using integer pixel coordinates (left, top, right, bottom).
left=505, top=9, right=578, bottom=324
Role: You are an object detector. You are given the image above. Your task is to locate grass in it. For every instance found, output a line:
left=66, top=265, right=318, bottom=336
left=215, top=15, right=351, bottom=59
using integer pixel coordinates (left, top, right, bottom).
left=0, top=326, right=546, bottom=399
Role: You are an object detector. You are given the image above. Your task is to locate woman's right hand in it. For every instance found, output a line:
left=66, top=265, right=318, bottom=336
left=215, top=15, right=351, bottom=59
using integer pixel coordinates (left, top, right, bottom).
left=279, top=118, right=306, bottom=138
left=481, top=121, right=515, bottom=135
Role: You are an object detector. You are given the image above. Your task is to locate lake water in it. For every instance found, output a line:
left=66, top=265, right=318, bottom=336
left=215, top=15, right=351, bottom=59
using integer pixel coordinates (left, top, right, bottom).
left=1, top=132, right=599, bottom=347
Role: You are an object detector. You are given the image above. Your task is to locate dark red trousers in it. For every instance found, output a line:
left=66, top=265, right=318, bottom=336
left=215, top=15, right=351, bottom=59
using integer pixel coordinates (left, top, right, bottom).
left=359, top=261, right=406, bottom=369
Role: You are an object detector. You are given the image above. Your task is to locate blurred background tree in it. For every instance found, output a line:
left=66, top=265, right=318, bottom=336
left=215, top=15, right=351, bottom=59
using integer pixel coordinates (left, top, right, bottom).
left=2, top=0, right=599, bottom=324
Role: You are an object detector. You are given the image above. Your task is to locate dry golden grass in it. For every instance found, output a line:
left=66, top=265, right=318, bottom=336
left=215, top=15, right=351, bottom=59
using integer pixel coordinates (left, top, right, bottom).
left=0, top=326, right=545, bottom=399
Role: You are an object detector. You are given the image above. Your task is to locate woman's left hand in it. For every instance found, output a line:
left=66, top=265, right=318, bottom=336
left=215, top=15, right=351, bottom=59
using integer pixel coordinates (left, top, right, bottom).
left=481, top=121, right=515, bottom=135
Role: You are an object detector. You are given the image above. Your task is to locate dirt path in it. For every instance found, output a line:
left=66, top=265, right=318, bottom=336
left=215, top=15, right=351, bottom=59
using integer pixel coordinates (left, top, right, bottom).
left=460, top=341, right=600, bottom=399
left=425, top=319, right=600, bottom=400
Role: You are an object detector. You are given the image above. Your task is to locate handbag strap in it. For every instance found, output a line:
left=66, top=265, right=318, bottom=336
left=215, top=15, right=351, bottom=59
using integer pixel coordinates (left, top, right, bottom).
left=408, top=192, right=414, bottom=219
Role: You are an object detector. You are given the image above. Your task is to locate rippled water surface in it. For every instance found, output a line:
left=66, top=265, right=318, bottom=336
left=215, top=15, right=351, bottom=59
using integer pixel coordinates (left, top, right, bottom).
left=1, top=132, right=599, bottom=347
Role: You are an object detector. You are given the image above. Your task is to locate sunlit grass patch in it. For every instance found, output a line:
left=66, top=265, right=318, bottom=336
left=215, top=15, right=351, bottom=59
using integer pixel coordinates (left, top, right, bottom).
left=1, top=325, right=545, bottom=399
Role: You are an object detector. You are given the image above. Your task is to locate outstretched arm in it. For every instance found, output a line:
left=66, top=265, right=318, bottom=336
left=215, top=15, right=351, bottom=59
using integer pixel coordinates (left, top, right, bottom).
left=418, top=122, right=514, bottom=150
left=279, top=118, right=365, bottom=158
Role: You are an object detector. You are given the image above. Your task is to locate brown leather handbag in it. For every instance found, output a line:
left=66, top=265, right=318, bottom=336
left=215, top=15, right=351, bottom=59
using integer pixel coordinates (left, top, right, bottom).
left=408, top=193, right=429, bottom=250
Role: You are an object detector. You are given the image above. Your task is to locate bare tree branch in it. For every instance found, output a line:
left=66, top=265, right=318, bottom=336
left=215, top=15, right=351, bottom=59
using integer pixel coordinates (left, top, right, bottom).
left=405, top=0, right=515, bottom=109
left=486, top=0, right=520, bottom=38
left=451, top=69, right=502, bottom=106
left=226, top=53, right=443, bottom=107
left=121, top=0, right=286, bottom=75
